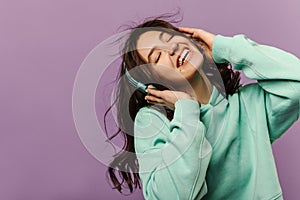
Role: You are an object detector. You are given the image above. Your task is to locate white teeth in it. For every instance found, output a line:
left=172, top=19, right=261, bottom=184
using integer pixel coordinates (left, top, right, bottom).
left=179, top=49, right=190, bottom=66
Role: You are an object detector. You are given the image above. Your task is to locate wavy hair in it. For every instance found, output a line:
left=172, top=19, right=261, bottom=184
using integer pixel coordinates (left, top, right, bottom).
left=104, top=16, right=241, bottom=194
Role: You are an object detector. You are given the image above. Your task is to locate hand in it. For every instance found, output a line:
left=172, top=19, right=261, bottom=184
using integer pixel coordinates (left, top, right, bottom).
left=145, top=88, right=196, bottom=111
left=178, top=27, right=216, bottom=56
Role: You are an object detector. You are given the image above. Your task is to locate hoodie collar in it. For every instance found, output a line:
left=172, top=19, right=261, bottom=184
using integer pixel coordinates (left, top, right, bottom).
left=200, top=86, right=227, bottom=112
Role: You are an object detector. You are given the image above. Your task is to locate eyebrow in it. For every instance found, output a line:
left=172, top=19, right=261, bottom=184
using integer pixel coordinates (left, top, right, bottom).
left=147, top=32, right=164, bottom=62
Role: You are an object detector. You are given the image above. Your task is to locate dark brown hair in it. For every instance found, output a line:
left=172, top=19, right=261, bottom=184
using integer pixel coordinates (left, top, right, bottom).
left=104, top=16, right=241, bottom=194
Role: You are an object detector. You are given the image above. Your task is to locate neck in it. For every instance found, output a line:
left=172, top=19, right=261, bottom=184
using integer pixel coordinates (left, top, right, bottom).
left=188, top=70, right=213, bottom=104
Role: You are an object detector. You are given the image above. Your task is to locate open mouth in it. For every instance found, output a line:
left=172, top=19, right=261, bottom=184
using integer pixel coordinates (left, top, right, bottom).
left=177, top=48, right=191, bottom=68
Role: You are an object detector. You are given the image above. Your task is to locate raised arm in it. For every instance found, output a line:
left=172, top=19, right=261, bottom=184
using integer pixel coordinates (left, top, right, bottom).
left=134, top=99, right=212, bottom=199
left=212, top=34, right=300, bottom=142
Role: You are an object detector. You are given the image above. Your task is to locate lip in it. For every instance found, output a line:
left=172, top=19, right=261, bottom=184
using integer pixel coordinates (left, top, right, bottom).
left=176, top=47, right=192, bottom=68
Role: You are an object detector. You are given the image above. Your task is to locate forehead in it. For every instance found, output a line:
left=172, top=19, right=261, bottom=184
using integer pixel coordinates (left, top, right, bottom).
left=136, top=31, right=165, bottom=62
left=136, top=31, right=161, bottom=49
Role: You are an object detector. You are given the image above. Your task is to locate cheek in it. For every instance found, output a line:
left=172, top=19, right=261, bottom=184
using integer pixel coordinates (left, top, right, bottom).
left=158, top=55, right=174, bottom=68
left=137, top=49, right=150, bottom=62
left=189, top=51, right=204, bottom=70
left=153, top=65, right=184, bottom=83
left=154, top=64, right=176, bottom=77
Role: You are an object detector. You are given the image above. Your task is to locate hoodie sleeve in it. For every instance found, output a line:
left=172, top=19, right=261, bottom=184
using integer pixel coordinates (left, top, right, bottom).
left=134, top=99, right=212, bottom=200
left=212, top=34, right=300, bottom=143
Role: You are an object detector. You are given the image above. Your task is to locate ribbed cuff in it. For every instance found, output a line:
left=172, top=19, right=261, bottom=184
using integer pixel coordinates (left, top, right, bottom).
left=173, top=99, right=201, bottom=123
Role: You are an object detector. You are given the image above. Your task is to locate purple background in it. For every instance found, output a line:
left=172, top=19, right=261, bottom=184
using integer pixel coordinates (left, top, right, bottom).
left=1, top=0, right=299, bottom=199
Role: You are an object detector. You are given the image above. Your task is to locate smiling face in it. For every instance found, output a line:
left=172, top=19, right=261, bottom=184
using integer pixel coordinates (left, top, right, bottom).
left=136, top=30, right=205, bottom=84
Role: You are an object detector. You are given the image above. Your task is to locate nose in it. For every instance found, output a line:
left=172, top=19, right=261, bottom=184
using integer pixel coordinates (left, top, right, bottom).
left=166, top=42, right=178, bottom=56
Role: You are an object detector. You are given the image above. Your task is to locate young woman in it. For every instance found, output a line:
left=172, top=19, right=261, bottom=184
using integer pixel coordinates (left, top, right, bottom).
left=105, top=18, right=300, bottom=199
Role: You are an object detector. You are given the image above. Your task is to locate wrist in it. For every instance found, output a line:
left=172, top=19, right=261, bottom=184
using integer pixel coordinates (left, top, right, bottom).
left=178, top=95, right=194, bottom=100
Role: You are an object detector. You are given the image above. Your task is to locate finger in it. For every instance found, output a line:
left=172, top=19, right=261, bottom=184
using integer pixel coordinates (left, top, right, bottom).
left=178, top=27, right=198, bottom=34
left=182, top=32, right=192, bottom=38
left=146, top=88, right=164, bottom=98
left=147, top=84, right=156, bottom=89
left=146, top=100, right=165, bottom=107
left=145, top=95, right=164, bottom=103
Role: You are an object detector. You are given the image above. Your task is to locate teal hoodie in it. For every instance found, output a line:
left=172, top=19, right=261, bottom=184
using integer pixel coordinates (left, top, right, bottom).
left=134, top=34, right=300, bottom=200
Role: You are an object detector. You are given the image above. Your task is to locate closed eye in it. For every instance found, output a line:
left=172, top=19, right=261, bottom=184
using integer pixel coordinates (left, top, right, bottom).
left=155, top=52, right=161, bottom=63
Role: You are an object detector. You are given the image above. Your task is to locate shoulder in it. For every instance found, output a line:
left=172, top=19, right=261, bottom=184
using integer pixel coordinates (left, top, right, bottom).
left=236, top=83, right=264, bottom=99
left=227, top=83, right=266, bottom=114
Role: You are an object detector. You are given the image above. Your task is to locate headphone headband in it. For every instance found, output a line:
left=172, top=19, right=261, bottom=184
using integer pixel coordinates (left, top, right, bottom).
left=124, top=63, right=148, bottom=93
